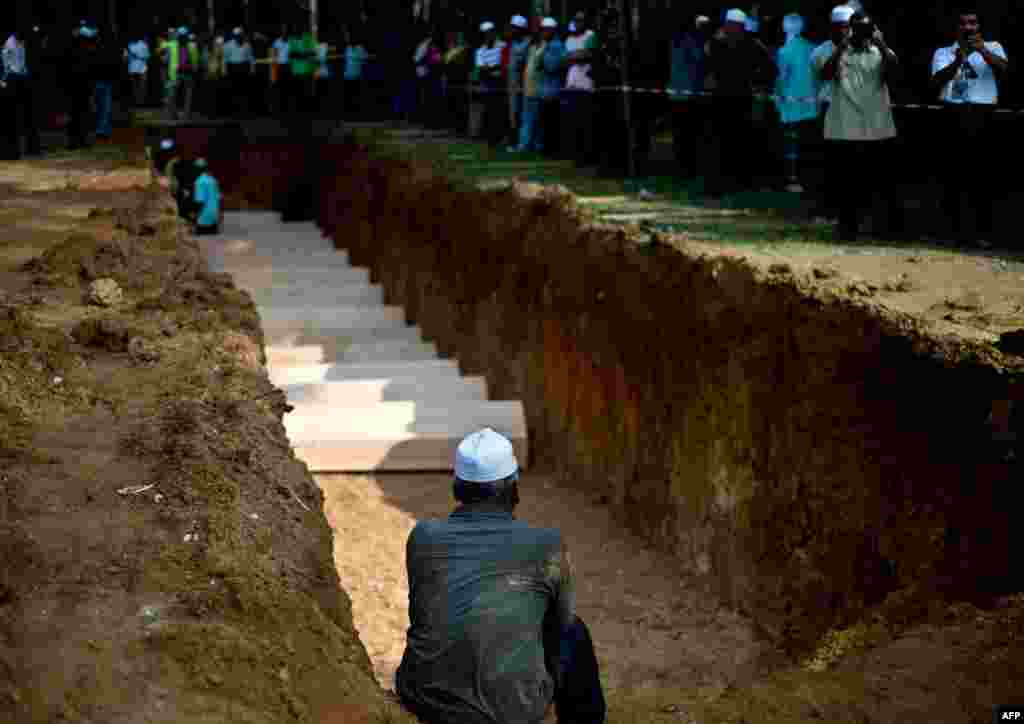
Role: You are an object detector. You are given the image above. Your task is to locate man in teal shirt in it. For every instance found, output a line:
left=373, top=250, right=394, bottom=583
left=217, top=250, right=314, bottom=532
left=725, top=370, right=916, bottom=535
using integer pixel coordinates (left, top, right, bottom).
left=192, top=158, right=221, bottom=235
left=774, top=13, right=818, bottom=192
left=396, top=428, right=605, bottom=724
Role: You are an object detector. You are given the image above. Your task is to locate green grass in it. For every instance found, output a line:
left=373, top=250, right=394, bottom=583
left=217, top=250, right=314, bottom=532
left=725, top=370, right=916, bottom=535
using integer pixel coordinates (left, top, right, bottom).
left=355, top=129, right=848, bottom=248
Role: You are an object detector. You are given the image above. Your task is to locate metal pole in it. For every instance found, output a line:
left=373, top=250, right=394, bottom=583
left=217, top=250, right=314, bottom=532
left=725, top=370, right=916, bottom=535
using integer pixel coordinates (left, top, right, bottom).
left=207, top=0, right=215, bottom=37
left=618, top=0, right=636, bottom=178
left=311, top=0, right=319, bottom=41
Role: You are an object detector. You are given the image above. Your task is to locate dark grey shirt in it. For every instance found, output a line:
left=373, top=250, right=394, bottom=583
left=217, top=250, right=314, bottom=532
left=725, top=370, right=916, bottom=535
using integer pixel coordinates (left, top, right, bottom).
left=395, top=503, right=576, bottom=724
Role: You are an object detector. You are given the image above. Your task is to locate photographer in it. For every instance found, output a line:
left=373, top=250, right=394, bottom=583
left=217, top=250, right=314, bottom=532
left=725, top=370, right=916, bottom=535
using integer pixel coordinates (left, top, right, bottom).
left=815, top=11, right=901, bottom=241
left=930, top=10, right=1009, bottom=247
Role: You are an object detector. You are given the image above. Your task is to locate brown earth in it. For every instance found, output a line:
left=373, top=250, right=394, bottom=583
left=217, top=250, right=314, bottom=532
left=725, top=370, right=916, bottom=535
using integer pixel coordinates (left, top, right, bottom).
left=0, top=151, right=410, bottom=724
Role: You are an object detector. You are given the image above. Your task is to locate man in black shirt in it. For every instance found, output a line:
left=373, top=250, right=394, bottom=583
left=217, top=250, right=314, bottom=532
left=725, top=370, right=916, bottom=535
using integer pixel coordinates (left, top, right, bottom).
left=702, top=8, right=777, bottom=196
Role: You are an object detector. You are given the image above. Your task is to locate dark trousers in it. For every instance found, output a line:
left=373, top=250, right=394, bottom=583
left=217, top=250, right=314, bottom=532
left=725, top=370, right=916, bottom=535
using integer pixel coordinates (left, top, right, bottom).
left=941, top=103, right=997, bottom=240
left=67, top=90, right=92, bottom=149
left=559, top=90, right=596, bottom=164
left=828, top=138, right=902, bottom=239
left=226, top=64, right=250, bottom=116
left=670, top=100, right=701, bottom=176
left=704, top=95, right=752, bottom=196
left=540, top=97, right=561, bottom=156
left=543, top=615, right=606, bottom=724
left=274, top=65, right=294, bottom=115
left=1, top=76, right=41, bottom=158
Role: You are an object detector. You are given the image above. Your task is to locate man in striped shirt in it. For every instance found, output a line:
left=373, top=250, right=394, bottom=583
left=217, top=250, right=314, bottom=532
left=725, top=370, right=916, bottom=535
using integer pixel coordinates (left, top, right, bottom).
left=2, top=26, right=41, bottom=159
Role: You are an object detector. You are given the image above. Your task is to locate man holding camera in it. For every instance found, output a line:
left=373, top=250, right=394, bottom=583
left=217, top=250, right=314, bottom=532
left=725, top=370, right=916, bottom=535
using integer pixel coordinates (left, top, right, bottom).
left=815, top=11, right=900, bottom=242
left=930, top=11, right=1009, bottom=247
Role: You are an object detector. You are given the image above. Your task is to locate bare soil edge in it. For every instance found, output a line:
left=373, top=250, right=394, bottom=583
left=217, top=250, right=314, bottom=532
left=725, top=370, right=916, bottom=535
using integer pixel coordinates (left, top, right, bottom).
left=0, top=158, right=410, bottom=724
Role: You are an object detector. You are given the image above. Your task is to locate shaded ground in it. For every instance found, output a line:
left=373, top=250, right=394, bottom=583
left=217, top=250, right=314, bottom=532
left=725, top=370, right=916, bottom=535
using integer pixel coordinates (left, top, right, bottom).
left=0, top=147, right=406, bottom=724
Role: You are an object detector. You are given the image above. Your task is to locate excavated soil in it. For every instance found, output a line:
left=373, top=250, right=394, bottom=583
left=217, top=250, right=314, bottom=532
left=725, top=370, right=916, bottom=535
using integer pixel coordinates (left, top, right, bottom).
left=0, top=153, right=408, bottom=724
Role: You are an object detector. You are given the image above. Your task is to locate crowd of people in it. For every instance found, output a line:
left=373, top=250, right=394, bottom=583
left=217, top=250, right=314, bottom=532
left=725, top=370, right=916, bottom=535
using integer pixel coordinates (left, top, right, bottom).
left=1, top=6, right=1014, bottom=244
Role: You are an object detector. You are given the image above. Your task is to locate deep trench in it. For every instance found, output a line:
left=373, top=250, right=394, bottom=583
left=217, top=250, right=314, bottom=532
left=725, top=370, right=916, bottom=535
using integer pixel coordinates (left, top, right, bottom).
left=170, top=121, right=1023, bottom=703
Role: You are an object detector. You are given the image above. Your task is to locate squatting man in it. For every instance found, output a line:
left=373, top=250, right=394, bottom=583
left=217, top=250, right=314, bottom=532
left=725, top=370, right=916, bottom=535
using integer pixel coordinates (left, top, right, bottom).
left=396, top=427, right=606, bottom=724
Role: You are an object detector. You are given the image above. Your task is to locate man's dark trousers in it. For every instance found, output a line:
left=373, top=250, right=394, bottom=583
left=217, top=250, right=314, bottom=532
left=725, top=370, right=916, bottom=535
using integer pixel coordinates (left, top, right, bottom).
left=828, top=138, right=902, bottom=240
left=544, top=615, right=606, bottom=724
left=2, top=76, right=42, bottom=158
left=942, top=103, right=997, bottom=242
left=704, top=95, right=752, bottom=196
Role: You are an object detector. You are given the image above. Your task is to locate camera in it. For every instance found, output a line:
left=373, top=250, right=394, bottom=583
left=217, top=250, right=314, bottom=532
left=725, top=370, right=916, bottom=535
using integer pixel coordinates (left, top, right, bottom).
left=851, top=19, right=876, bottom=43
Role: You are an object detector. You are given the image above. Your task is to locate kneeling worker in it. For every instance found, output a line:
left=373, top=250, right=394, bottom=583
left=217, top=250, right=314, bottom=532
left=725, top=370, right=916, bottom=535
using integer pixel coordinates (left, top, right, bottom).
left=192, top=158, right=222, bottom=235
left=396, top=428, right=606, bottom=724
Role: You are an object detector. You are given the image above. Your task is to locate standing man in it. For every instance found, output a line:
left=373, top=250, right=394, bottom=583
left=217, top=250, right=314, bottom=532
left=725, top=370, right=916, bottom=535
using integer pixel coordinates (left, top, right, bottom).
left=192, top=158, right=222, bottom=235
left=1, top=26, right=42, bottom=159
left=472, top=22, right=504, bottom=142
left=93, top=28, right=122, bottom=141
left=272, top=23, right=292, bottom=115
left=63, top=24, right=99, bottom=150
left=288, top=24, right=318, bottom=115
left=930, top=9, right=1009, bottom=247
left=810, top=5, right=855, bottom=218
left=223, top=28, right=255, bottom=117
left=343, top=31, right=370, bottom=120
left=535, top=17, right=565, bottom=157
left=815, top=11, right=900, bottom=241
left=668, top=14, right=710, bottom=178
left=775, top=13, right=818, bottom=193
left=126, top=32, right=151, bottom=107
left=702, top=9, right=777, bottom=197
left=506, top=15, right=532, bottom=150
left=395, top=428, right=606, bottom=724
left=560, top=12, right=599, bottom=165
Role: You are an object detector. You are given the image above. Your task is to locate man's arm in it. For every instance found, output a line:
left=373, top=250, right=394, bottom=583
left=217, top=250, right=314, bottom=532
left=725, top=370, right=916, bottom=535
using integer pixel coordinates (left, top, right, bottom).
left=976, top=39, right=1009, bottom=75
left=820, top=40, right=845, bottom=81
left=872, top=30, right=898, bottom=84
left=931, top=46, right=963, bottom=91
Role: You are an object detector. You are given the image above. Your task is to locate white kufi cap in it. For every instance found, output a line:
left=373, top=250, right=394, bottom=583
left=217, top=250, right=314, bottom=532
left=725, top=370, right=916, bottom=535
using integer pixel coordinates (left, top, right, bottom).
left=480, top=21, right=495, bottom=32
left=454, top=428, right=518, bottom=483
left=724, top=8, right=747, bottom=24
left=831, top=5, right=856, bottom=23
left=541, top=17, right=558, bottom=28
left=511, top=15, right=528, bottom=28
left=160, top=139, right=175, bottom=150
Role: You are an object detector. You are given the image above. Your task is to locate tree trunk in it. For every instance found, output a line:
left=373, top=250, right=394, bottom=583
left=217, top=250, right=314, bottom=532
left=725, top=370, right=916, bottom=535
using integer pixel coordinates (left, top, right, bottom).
left=207, top=0, right=216, bottom=37
left=618, top=0, right=636, bottom=177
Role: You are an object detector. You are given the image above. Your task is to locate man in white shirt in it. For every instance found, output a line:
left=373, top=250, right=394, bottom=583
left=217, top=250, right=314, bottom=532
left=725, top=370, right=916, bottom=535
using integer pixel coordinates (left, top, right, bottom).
left=814, top=11, right=900, bottom=241
left=126, top=34, right=151, bottom=107
left=1, top=27, right=41, bottom=159
left=930, top=10, right=1009, bottom=246
left=809, top=5, right=855, bottom=221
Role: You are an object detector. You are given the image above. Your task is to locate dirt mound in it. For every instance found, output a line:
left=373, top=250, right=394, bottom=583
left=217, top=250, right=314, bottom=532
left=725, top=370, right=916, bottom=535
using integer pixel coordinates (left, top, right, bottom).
left=0, top=161, right=401, bottom=723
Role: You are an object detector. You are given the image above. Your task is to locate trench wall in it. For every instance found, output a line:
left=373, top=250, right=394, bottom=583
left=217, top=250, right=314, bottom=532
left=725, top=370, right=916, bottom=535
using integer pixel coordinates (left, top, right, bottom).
left=177, top=130, right=1024, bottom=651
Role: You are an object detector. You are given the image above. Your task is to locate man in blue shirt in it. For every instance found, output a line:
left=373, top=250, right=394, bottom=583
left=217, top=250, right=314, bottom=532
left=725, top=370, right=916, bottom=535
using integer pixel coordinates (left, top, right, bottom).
left=667, top=14, right=710, bottom=177
left=396, top=428, right=605, bottom=724
left=191, top=158, right=222, bottom=235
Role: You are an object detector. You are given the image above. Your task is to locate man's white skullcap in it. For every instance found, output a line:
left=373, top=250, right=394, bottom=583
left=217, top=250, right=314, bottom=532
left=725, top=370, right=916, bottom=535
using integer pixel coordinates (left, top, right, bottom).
left=724, top=8, right=747, bottom=24
left=80, top=26, right=98, bottom=38
left=480, top=21, right=495, bottom=32
left=511, top=15, right=528, bottom=28
left=455, top=428, right=518, bottom=483
left=195, top=158, right=208, bottom=168
left=160, top=139, right=175, bottom=150
left=541, top=17, right=558, bottom=28
left=568, top=21, right=577, bottom=32
left=177, top=26, right=189, bottom=36
left=695, top=15, right=711, bottom=24
left=233, top=27, right=243, bottom=35
left=831, top=5, right=856, bottom=23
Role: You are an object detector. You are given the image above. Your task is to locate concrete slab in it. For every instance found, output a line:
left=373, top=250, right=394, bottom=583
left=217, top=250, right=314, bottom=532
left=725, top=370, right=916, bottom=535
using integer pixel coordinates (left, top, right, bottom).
left=292, top=433, right=528, bottom=473
left=226, top=269, right=372, bottom=288
left=258, top=305, right=406, bottom=328
left=279, top=376, right=488, bottom=406
left=266, top=340, right=437, bottom=367
left=284, top=401, right=526, bottom=440
left=268, top=360, right=461, bottom=387
left=261, top=325, right=424, bottom=347
left=251, top=284, right=385, bottom=306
